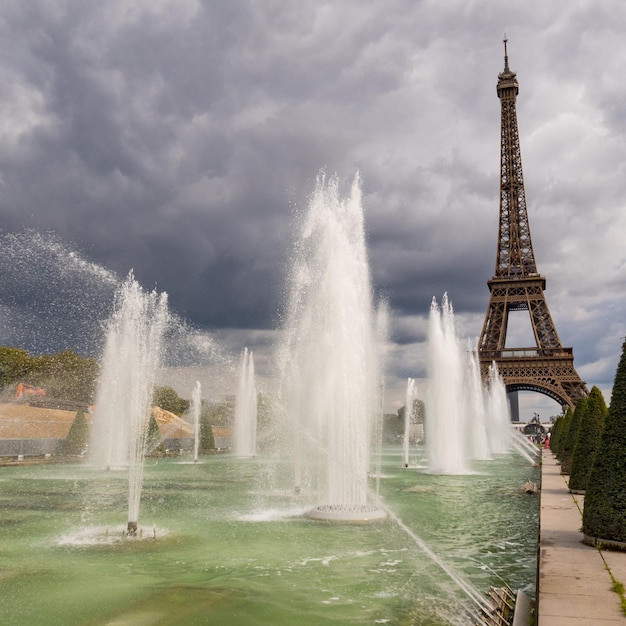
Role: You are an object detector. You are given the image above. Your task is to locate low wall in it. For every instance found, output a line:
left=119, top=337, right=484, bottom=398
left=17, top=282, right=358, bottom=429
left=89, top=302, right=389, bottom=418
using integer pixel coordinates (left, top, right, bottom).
left=0, top=438, right=62, bottom=457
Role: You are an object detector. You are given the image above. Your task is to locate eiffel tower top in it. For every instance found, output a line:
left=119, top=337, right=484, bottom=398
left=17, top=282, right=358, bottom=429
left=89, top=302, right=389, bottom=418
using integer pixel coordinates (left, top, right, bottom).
left=493, top=38, right=537, bottom=278
left=497, top=37, right=519, bottom=96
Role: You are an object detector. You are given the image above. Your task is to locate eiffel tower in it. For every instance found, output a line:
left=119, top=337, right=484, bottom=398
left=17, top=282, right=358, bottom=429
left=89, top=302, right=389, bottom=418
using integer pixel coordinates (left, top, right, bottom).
left=477, top=41, right=588, bottom=409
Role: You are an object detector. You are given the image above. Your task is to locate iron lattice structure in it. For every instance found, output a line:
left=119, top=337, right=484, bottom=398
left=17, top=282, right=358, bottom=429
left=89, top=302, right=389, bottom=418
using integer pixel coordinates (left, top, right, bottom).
left=478, top=42, right=588, bottom=409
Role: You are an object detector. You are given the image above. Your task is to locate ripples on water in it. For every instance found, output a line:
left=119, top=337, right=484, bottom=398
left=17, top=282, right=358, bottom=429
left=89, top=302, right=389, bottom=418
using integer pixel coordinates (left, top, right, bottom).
left=1, top=446, right=539, bottom=625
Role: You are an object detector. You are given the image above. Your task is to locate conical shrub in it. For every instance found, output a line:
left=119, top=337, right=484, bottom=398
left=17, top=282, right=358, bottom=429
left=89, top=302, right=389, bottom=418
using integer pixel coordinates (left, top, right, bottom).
left=569, top=387, right=607, bottom=493
left=555, top=407, right=573, bottom=467
left=583, top=340, right=626, bottom=544
left=560, top=398, right=586, bottom=474
left=549, top=414, right=564, bottom=455
left=145, top=413, right=163, bottom=454
left=61, top=410, right=89, bottom=456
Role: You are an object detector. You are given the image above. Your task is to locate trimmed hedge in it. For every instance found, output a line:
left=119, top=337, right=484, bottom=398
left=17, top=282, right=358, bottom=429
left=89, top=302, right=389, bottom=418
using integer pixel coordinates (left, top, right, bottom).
left=549, top=414, right=564, bottom=455
left=555, top=407, right=573, bottom=463
left=61, top=410, right=89, bottom=456
left=583, top=341, right=626, bottom=543
left=560, top=399, right=586, bottom=474
left=569, top=386, right=607, bottom=492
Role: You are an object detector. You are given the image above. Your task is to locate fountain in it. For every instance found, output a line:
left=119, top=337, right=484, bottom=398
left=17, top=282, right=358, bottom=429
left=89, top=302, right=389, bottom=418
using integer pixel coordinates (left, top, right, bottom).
left=425, top=295, right=538, bottom=474
left=485, top=362, right=512, bottom=454
left=426, top=294, right=469, bottom=474
left=191, top=380, right=202, bottom=463
left=278, top=172, right=385, bottom=521
left=0, top=228, right=540, bottom=624
left=403, top=377, right=417, bottom=468
left=466, top=343, right=491, bottom=461
left=232, top=348, right=257, bottom=457
left=89, top=272, right=169, bottom=534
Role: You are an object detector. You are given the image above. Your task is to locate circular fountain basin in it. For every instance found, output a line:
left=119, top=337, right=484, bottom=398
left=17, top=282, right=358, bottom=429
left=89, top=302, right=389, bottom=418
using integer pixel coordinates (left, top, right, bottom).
left=307, top=503, right=388, bottom=522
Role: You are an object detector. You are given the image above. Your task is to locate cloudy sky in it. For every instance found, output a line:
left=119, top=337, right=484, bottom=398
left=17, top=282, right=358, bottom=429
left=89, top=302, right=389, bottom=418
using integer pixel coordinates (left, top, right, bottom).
left=1, top=1, right=625, bottom=419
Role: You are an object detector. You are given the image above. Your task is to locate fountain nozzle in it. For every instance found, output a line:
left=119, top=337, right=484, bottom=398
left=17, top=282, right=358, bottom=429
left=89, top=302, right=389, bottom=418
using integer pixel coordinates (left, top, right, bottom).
left=127, top=521, right=138, bottom=536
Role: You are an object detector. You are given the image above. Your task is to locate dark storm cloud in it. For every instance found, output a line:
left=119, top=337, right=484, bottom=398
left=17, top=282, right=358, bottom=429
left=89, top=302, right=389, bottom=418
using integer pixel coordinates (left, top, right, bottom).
left=1, top=1, right=625, bottom=414
left=0, top=231, right=118, bottom=354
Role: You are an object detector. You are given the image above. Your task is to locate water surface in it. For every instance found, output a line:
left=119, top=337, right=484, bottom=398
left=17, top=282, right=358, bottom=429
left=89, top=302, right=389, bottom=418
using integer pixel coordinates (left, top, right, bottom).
left=0, top=447, right=538, bottom=625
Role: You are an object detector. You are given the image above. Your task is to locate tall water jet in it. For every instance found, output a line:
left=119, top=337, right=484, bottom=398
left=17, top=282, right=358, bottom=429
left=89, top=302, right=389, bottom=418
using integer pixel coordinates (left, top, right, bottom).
left=372, top=302, right=390, bottom=501
left=465, top=343, right=491, bottom=461
left=89, top=272, right=169, bottom=534
left=191, top=380, right=202, bottom=463
left=279, top=172, right=385, bottom=521
left=426, top=294, right=468, bottom=474
left=403, top=378, right=417, bottom=468
left=486, top=362, right=511, bottom=454
left=233, top=348, right=257, bottom=457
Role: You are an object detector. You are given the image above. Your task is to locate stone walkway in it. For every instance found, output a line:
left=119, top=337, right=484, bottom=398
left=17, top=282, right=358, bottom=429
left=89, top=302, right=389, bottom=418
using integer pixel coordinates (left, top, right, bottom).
left=538, top=450, right=626, bottom=625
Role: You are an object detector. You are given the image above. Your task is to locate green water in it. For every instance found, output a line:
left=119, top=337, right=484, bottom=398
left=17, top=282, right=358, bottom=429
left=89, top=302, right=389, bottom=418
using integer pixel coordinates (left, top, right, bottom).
left=0, top=447, right=538, bottom=625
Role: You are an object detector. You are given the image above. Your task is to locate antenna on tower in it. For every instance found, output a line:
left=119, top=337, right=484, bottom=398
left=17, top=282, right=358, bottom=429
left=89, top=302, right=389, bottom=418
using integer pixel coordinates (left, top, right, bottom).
left=503, top=35, right=509, bottom=71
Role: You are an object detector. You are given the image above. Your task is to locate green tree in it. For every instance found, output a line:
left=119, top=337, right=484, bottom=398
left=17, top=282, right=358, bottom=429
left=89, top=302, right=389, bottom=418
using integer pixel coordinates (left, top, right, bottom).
left=32, top=350, right=99, bottom=402
left=61, top=411, right=89, bottom=456
left=153, top=386, right=189, bottom=416
left=205, top=397, right=234, bottom=427
left=583, top=340, right=626, bottom=544
left=569, top=386, right=607, bottom=493
left=0, top=347, right=99, bottom=402
left=560, top=398, right=587, bottom=474
left=0, top=347, right=32, bottom=389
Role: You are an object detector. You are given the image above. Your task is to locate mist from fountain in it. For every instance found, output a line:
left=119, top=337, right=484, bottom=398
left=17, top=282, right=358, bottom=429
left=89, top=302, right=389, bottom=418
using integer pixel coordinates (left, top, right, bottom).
left=371, top=302, right=390, bottom=503
left=466, top=343, right=491, bottom=461
left=191, top=381, right=202, bottom=463
left=424, top=294, right=540, bottom=474
left=403, top=378, right=416, bottom=468
left=0, top=231, right=541, bottom=623
left=233, top=348, right=258, bottom=457
left=426, top=294, right=468, bottom=474
left=278, top=172, right=385, bottom=521
left=486, top=362, right=511, bottom=454
left=89, top=272, right=169, bottom=534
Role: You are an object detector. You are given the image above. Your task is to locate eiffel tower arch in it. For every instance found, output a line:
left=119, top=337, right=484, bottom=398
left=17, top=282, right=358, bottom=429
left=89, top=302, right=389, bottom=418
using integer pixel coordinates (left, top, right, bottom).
left=477, top=41, right=588, bottom=410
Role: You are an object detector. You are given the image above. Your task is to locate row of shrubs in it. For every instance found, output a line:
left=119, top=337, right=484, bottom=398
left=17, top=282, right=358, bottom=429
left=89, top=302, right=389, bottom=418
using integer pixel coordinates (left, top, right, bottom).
left=551, top=339, right=626, bottom=547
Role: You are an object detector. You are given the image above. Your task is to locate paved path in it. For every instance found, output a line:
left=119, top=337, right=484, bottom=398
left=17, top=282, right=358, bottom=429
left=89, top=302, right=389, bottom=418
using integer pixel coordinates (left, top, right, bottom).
left=538, top=450, right=626, bottom=625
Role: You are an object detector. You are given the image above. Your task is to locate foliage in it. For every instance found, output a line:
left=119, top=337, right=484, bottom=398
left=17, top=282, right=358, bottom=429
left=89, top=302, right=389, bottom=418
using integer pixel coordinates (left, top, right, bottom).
left=383, top=413, right=404, bottom=443
left=153, top=386, right=190, bottom=417
left=555, top=407, right=573, bottom=460
left=256, top=392, right=275, bottom=431
left=0, top=347, right=31, bottom=388
left=583, top=340, right=626, bottom=543
left=61, top=410, right=90, bottom=456
left=199, top=413, right=215, bottom=451
left=397, top=399, right=426, bottom=424
left=0, top=346, right=98, bottom=402
left=32, top=350, right=99, bottom=401
left=560, top=398, right=587, bottom=474
left=549, top=414, right=564, bottom=455
left=387, top=399, right=426, bottom=444
left=204, top=397, right=234, bottom=427
left=569, top=386, right=607, bottom=492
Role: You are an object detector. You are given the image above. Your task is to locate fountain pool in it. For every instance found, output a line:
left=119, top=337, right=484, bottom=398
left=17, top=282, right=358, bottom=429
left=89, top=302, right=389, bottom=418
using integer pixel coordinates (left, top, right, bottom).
left=0, top=447, right=538, bottom=625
